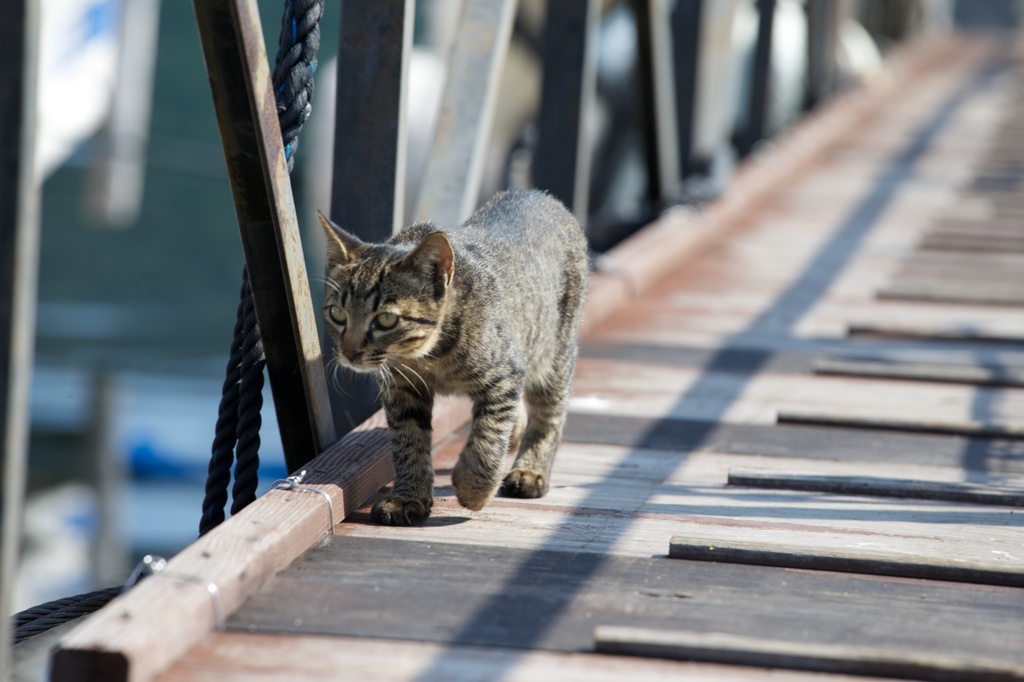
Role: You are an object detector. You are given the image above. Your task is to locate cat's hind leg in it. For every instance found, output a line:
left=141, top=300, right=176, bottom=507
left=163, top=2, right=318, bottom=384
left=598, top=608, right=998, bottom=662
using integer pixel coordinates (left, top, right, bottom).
left=503, top=358, right=575, bottom=499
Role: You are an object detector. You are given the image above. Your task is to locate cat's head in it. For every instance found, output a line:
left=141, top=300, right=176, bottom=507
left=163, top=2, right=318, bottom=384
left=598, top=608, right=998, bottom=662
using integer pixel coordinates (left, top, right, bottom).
left=317, top=211, right=454, bottom=374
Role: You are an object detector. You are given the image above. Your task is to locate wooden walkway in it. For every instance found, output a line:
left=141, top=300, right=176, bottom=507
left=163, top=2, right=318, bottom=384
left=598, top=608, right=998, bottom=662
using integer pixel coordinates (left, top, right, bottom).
left=56, top=35, right=1024, bottom=682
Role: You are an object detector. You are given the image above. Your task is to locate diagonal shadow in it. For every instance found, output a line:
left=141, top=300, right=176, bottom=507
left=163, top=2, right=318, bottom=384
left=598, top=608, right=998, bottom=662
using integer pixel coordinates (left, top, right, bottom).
left=413, top=58, right=1005, bottom=678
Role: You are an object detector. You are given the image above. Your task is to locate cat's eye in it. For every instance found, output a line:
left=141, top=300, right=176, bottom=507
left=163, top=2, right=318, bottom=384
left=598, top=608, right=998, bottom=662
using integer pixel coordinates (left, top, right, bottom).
left=375, top=312, right=399, bottom=329
left=328, top=306, right=347, bottom=325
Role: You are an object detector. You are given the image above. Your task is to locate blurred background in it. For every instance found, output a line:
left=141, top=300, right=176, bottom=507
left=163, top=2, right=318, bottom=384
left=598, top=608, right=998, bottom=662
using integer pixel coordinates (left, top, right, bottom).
left=15, top=0, right=1024, bottom=612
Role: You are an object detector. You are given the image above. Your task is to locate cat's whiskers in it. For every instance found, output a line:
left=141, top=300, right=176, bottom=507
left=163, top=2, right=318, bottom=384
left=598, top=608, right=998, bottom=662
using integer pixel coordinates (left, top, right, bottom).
left=314, top=276, right=342, bottom=295
left=389, top=363, right=424, bottom=398
left=376, top=365, right=394, bottom=398
left=398, top=362, right=431, bottom=398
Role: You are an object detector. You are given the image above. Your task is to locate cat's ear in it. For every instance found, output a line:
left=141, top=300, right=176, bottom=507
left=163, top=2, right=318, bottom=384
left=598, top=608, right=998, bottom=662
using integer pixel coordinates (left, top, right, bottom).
left=402, top=232, right=454, bottom=298
left=317, top=210, right=363, bottom=265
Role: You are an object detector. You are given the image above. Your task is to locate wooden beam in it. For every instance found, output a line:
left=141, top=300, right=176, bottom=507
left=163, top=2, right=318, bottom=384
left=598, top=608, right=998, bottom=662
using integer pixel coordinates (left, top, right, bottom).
left=776, top=410, right=1024, bottom=439
left=595, top=626, right=1024, bottom=682
left=51, top=397, right=472, bottom=682
left=193, top=0, right=335, bottom=471
left=327, top=0, right=414, bottom=434
left=414, top=0, right=518, bottom=227
left=533, top=0, right=600, bottom=220
left=667, top=537, right=1024, bottom=587
left=727, top=468, right=1024, bottom=507
left=0, top=0, right=39, bottom=675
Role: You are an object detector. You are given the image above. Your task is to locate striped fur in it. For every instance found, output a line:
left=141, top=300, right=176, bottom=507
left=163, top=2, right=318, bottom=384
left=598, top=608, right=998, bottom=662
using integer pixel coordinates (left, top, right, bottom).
left=318, top=190, right=588, bottom=525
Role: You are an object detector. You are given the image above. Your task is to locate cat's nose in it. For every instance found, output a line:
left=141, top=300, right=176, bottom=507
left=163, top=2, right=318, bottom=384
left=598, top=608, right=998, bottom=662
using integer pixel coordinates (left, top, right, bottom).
left=342, top=349, right=363, bottom=363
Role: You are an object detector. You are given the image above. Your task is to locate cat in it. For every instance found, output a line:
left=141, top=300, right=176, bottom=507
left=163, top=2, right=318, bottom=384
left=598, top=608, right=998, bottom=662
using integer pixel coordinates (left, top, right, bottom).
left=318, top=189, right=589, bottom=525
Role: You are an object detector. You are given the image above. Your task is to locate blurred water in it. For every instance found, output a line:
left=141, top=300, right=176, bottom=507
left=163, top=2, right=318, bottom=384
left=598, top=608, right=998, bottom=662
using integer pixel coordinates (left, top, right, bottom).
left=19, top=0, right=322, bottom=609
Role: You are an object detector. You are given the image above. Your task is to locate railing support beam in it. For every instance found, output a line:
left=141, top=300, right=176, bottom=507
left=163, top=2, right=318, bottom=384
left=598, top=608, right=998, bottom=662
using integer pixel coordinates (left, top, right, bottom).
left=193, top=0, right=335, bottom=472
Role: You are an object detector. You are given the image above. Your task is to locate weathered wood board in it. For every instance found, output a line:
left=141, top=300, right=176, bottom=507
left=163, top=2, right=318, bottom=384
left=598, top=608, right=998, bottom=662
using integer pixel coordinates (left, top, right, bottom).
left=231, top=536, right=1024, bottom=669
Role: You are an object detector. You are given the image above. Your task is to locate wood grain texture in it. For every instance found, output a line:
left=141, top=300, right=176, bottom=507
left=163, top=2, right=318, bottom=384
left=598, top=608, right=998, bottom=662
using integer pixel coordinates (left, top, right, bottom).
left=668, top=537, right=1024, bottom=587
left=594, top=627, right=1024, bottom=682
left=52, top=397, right=471, bottom=682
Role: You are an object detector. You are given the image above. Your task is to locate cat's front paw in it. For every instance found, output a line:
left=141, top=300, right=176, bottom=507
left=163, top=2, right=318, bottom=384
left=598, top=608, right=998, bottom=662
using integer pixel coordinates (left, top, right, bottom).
left=371, top=494, right=433, bottom=525
left=451, top=461, right=501, bottom=511
left=502, top=469, right=549, bottom=499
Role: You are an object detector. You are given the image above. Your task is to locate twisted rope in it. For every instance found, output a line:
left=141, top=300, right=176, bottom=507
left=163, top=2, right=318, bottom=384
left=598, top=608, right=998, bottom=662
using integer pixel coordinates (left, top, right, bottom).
left=199, top=273, right=247, bottom=536
left=230, top=285, right=265, bottom=515
left=200, top=0, right=323, bottom=533
left=12, top=587, right=121, bottom=644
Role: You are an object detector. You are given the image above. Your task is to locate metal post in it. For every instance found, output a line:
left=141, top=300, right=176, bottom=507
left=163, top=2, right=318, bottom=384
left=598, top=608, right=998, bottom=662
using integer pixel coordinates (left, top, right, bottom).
left=805, top=0, right=837, bottom=110
left=633, top=0, right=682, bottom=205
left=193, top=0, right=336, bottom=472
left=414, top=0, right=519, bottom=227
left=738, top=0, right=775, bottom=157
left=0, top=0, right=40, bottom=675
left=327, top=0, right=414, bottom=434
left=87, top=371, right=126, bottom=588
left=672, top=0, right=702, bottom=179
left=534, top=0, right=600, bottom=222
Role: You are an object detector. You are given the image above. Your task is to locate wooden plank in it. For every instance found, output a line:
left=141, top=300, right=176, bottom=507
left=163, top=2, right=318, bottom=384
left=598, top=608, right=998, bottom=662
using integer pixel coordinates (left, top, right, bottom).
left=51, top=398, right=471, bottom=682
left=328, top=0, right=414, bottom=433
left=727, top=468, right=1024, bottom=506
left=231, top=535, right=1024, bottom=668
left=667, top=537, right=1024, bottom=587
left=595, top=627, right=1024, bottom=682
left=563, top=413, right=1024, bottom=473
left=777, top=410, right=1024, bottom=439
left=159, top=632, right=820, bottom=682
left=0, top=0, right=38, bottom=675
left=813, top=358, right=1024, bottom=388
left=193, top=0, right=335, bottom=468
left=413, top=0, right=518, bottom=227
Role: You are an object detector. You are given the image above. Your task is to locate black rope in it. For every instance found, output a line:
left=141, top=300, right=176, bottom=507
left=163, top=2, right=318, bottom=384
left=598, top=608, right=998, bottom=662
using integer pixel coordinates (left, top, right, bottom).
left=199, top=273, right=247, bottom=536
left=12, top=587, right=121, bottom=645
left=199, top=0, right=323, bottom=533
left=230, top=282, right=265, bottom=515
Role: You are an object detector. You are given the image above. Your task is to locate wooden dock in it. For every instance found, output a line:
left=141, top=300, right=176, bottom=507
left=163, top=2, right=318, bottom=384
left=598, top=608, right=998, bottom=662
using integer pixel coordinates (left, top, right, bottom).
left=53, top=34, right=1024, bottom=682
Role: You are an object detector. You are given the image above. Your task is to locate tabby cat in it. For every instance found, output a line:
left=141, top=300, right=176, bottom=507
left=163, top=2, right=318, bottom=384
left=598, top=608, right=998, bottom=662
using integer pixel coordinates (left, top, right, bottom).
left=318, top=190, right=589, bottom=525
